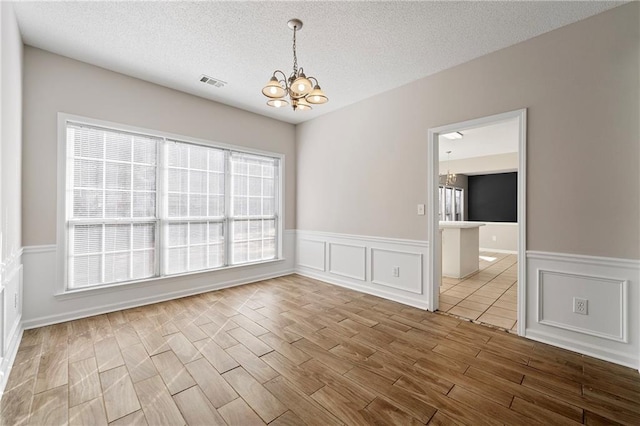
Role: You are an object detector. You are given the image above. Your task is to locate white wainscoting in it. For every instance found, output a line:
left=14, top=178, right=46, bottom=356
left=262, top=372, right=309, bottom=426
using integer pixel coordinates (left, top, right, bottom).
left=371, top=248, right=423, bottom=294
left=0, top=251, right=23, bottom=396
left=21, top=230, right=296, bottom=329
left=297, top=239, right=326, bottom=271
left=295, top=230, right=429, bottom=309
left=526, top=251, right=639, bottom=369
left=329, top=243, right=366, bottom=281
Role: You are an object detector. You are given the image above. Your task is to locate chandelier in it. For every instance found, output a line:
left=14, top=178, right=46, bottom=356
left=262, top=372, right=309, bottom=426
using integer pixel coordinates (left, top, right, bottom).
left=441, top=151, right=457, bottom=186
left=261, top=19, right=328, bottom=111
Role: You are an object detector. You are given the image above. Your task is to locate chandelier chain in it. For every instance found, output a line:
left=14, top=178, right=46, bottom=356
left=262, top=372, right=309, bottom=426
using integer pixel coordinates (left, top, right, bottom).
left=292, top=27, right=298, bottom=76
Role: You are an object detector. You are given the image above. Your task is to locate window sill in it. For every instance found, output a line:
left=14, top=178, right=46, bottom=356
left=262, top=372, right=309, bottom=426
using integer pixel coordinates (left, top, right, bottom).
left=54, top=257, right=286, bottom=301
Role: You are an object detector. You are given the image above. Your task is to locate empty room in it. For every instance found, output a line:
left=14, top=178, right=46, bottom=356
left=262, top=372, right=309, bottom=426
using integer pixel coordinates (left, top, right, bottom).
left=1, top=1, right=639, bottom=425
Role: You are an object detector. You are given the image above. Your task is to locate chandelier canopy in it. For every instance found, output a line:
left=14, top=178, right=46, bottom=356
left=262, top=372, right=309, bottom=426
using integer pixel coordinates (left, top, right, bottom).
left=262, top=19, right=328, bottom=111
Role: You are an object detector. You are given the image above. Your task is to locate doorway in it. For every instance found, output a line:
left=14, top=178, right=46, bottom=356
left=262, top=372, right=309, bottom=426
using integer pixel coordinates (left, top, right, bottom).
left=427, top=109, right=526, bottom=336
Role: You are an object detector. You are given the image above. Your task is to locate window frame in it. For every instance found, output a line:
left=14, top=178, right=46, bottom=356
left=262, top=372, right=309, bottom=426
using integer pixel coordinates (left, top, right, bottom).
left=56, top=113, right=284, bottom=296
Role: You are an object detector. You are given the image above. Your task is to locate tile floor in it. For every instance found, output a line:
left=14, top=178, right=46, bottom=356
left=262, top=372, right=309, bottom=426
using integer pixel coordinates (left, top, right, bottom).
left=438, top=251, right=518, bottom=332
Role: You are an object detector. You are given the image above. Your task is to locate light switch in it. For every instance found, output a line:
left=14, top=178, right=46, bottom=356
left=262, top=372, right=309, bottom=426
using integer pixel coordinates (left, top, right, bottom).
left=417, top=204, right=425, bottom=215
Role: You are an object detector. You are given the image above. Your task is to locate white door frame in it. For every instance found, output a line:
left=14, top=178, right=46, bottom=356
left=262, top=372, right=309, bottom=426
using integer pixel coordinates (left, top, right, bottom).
left=427, top=109, right=527, bottom=336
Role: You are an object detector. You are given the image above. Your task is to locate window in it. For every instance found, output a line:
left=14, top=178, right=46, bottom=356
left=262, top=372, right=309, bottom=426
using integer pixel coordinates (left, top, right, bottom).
left=64, top=120, right=280, bottom=290
left=229, top=153, right=278, bottom=264
left=439, top=185, right=463, bottom=221
left=164, top=141, right=226, bottom=275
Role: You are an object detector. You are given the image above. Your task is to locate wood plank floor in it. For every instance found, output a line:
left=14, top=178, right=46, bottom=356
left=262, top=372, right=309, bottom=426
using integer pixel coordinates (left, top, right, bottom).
left=2, top=274, right=640, bottom=425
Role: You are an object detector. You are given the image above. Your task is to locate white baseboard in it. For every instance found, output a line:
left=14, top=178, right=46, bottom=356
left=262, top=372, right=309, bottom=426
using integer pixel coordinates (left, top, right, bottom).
left=295, top=230, right=430, bottom=310
left=525, top=250, right=639, bottom=369
left=21, top=231, right=296, bottom=329
left=296, top=269, right=429, bottom=310
left=479, top=248, right=517, bottom=254
left=526, top=328, right=637, bottom=369
left=23, top=269, right=294, bottom=330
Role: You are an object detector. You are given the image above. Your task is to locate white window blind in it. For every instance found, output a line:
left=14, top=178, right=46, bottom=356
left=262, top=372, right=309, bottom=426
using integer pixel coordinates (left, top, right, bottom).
left=229, top=152, right=278, bottom=264
left=65, top=120, right=280, bottom=290
left=67, top=123, right=159, bottom=289
left=164, top=141, right=226, bottom=274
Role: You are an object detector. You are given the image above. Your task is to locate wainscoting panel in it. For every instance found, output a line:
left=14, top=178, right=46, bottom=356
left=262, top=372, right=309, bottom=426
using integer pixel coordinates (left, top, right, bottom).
left=297, top=239, right=326, bottom=272
left=526, top=251, right=639, bottom=369
left=538, top=270, right=627, bottom=342
left=371, top=248, right=422, bottom=294
left=328, top=243, right=366, bottom=281
left=296, top=231, right=429, bottom=309
left=3, top=265, right=22, bottom=354
left=0, top=253, right=23, bottom=396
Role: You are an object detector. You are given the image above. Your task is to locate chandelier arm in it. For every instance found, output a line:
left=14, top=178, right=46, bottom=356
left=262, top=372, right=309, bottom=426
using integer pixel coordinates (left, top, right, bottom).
left=272, top=70, right=289, bottom=87
left=307, top=76, right=319, bottom=86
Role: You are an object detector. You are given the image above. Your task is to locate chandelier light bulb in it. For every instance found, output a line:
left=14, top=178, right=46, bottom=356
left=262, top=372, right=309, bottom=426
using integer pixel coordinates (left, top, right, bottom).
left=291, top=73, right=313, bottom=97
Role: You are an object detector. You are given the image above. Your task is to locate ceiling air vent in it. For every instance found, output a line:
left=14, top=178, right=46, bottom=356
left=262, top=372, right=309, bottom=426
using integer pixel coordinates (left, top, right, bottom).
left=199, top=74, right=227, bottom=88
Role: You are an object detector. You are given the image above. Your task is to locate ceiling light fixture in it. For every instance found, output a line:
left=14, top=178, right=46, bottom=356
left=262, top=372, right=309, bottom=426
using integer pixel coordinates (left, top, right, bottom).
left=441, top=151, right=457, bottom=186
left=442, top=131, right=463, bottom=140
left=262, top=19, right=328, bottom=111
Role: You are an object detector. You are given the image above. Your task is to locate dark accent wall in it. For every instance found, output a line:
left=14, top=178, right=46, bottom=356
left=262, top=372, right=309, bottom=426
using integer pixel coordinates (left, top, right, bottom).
left=468, top=172, right=517, bottom=222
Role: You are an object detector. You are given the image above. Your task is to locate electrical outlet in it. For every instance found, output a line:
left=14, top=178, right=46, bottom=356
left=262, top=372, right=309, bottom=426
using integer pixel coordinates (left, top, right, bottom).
left=492, top=235, right=497, bottom=242
left=392, top=266, right=400, bottom=277
left=417, top=204, right=425, bottom=215
left=573, top=297, right=588, bottom=315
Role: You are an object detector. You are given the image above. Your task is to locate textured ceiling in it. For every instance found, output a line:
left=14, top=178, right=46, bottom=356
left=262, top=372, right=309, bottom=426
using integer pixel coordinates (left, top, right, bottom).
left=13, top=1, right=623, bottom=124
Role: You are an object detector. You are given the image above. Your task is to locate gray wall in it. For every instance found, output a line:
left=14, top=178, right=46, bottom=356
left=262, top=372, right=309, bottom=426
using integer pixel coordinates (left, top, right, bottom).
left=22, top=47, right=297, bottom=247
left=296, top=3, right=639, bottom=259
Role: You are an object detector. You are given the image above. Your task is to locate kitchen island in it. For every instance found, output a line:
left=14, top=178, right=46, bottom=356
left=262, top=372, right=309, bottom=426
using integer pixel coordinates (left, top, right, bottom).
left=439, top=221, right=485, bottom=279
